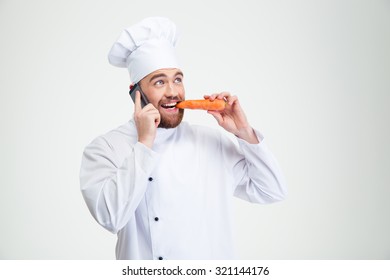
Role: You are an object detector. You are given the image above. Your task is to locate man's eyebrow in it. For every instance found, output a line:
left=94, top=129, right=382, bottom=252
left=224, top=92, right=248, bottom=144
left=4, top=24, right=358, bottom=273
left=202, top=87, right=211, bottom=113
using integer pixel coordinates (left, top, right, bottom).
left=175, top=71, right=184, bottom=77
left=148, top=71, right=184, bottom=83
left=149, top=73, right=167, bottom=83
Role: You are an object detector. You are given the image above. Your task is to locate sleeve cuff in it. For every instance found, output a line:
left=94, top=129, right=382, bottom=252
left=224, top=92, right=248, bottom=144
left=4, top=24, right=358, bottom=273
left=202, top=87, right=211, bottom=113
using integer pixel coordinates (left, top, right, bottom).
left=236, top=129, right=265, bottom=147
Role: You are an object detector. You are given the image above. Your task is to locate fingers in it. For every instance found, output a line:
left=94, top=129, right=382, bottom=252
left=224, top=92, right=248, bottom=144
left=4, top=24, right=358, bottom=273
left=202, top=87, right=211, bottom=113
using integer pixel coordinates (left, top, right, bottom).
left=134, top=92, right=160, bottom=123
left=146, top=110, right=161, bottom=128
left=204, top=92, right=238, bottom=106
left=134, top=90, right=142, bottom=113
left=207, top=110, right=223, bottom=125
left=148, top=106, right=161, bottom=127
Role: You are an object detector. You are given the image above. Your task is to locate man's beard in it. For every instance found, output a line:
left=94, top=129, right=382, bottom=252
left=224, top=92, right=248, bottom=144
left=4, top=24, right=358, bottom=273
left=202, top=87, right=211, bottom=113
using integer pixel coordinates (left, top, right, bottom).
left=157, top=97, right=184, bottom=129
left=158, top=109, right=184, bottom=128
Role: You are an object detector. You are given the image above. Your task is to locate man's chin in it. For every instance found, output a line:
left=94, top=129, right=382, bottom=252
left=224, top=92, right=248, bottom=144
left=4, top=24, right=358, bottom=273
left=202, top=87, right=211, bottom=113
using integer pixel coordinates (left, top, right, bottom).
left=158, top=110, right=184, bottom=129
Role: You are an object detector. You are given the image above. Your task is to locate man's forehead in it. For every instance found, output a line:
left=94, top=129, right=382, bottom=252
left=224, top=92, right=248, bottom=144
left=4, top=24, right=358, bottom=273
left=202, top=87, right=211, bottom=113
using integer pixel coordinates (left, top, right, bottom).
left=144, top=68, right=183, bottom=82
left=149, top=68, right=183, bottom=76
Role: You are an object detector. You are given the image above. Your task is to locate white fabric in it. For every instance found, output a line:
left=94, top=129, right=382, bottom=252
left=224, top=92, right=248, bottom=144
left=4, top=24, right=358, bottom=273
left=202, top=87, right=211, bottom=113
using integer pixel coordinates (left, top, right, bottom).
left=80, top=120, right=287, bottom=260
left=107, top=17, right=179, bottom=83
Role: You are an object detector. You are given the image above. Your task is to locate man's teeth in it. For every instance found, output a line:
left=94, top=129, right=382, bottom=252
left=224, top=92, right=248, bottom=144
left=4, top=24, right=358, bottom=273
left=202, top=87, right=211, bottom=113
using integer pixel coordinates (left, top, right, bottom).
left=162, top=102, right=177, bottom=108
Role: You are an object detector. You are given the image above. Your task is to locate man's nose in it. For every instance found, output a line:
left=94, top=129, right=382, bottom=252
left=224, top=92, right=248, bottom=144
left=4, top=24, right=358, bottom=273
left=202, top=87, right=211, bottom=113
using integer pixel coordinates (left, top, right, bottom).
left=165, top=82, right=178, bottom=98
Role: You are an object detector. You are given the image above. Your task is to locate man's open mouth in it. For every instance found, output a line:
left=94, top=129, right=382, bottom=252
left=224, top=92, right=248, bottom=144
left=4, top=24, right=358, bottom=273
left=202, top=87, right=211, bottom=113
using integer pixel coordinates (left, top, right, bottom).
left=161, top=102, right=178, bottom=109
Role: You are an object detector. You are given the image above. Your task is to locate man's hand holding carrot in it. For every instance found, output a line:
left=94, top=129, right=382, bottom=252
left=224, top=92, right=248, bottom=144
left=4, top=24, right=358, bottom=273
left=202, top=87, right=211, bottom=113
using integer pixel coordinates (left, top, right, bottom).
left=205, top=92, right=259, bottom=144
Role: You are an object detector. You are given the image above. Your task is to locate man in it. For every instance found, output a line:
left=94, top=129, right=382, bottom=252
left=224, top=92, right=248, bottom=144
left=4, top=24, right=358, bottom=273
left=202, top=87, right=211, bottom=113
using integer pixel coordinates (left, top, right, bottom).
left=80, top=17, right=287, bottom=260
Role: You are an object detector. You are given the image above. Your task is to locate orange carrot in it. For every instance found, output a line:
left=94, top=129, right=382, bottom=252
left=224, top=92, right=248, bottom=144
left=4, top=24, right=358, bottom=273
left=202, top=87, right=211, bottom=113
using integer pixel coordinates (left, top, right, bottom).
left=175, top=99, right=226, bottom=111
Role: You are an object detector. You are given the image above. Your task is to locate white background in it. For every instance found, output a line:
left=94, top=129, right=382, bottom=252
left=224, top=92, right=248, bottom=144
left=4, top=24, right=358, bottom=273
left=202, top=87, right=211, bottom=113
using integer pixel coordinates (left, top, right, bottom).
left=0, top=0, right=389, bottom=259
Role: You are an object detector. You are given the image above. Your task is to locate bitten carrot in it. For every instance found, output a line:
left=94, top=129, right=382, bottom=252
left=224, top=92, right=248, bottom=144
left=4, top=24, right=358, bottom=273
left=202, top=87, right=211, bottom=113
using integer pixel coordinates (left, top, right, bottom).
left=175, top=99, right=226, bottom=111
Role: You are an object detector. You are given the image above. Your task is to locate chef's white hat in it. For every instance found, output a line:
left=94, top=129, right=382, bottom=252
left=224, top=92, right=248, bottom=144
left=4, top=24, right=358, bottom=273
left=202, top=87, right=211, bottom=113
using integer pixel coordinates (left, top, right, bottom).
left=108, top=17, right=180, bottom=83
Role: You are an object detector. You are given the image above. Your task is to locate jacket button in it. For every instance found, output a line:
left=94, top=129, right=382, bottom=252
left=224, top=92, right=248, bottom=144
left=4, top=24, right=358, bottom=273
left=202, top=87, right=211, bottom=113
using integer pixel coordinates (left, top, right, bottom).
left=158, top=256, right=163, bottom=260
left=154, top=217, right=159, bottom=221
left=148, top=177, right=153, bottom=182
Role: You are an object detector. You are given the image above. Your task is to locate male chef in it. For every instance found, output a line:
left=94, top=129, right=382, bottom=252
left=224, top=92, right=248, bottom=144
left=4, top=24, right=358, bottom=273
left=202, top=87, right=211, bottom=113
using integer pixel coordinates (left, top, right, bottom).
left=80, top=17, right=287, bottom=260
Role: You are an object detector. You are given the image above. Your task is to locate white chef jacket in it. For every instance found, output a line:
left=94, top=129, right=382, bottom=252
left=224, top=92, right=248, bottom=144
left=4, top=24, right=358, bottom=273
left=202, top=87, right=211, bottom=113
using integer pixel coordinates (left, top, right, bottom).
left=80, top=120, right=287, bottom=260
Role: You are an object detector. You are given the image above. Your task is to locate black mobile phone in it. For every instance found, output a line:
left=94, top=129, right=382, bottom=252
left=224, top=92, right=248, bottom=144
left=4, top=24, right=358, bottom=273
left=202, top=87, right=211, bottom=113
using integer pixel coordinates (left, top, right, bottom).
left=129, top=83, right=149, bottom=108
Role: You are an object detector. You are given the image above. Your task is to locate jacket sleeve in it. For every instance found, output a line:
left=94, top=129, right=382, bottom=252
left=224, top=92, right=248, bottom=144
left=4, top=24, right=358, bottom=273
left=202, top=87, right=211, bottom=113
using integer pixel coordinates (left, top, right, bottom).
left=226, top=130, right=288, bottom=203
left=79, top=138, right=159, bottom=234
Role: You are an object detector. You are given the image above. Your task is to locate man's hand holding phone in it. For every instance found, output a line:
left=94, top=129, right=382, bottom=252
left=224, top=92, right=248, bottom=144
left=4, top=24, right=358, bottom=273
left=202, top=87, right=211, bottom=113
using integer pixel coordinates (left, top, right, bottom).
left=134, top=90, right=160, bottom=148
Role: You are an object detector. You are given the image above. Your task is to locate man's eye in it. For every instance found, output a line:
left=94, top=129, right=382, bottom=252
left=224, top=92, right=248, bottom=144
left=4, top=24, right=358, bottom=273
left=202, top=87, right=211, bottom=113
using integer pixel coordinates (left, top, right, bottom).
left=174, top=77, right=182, bottom=83
left=155, top=80, right=164, bottom=86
